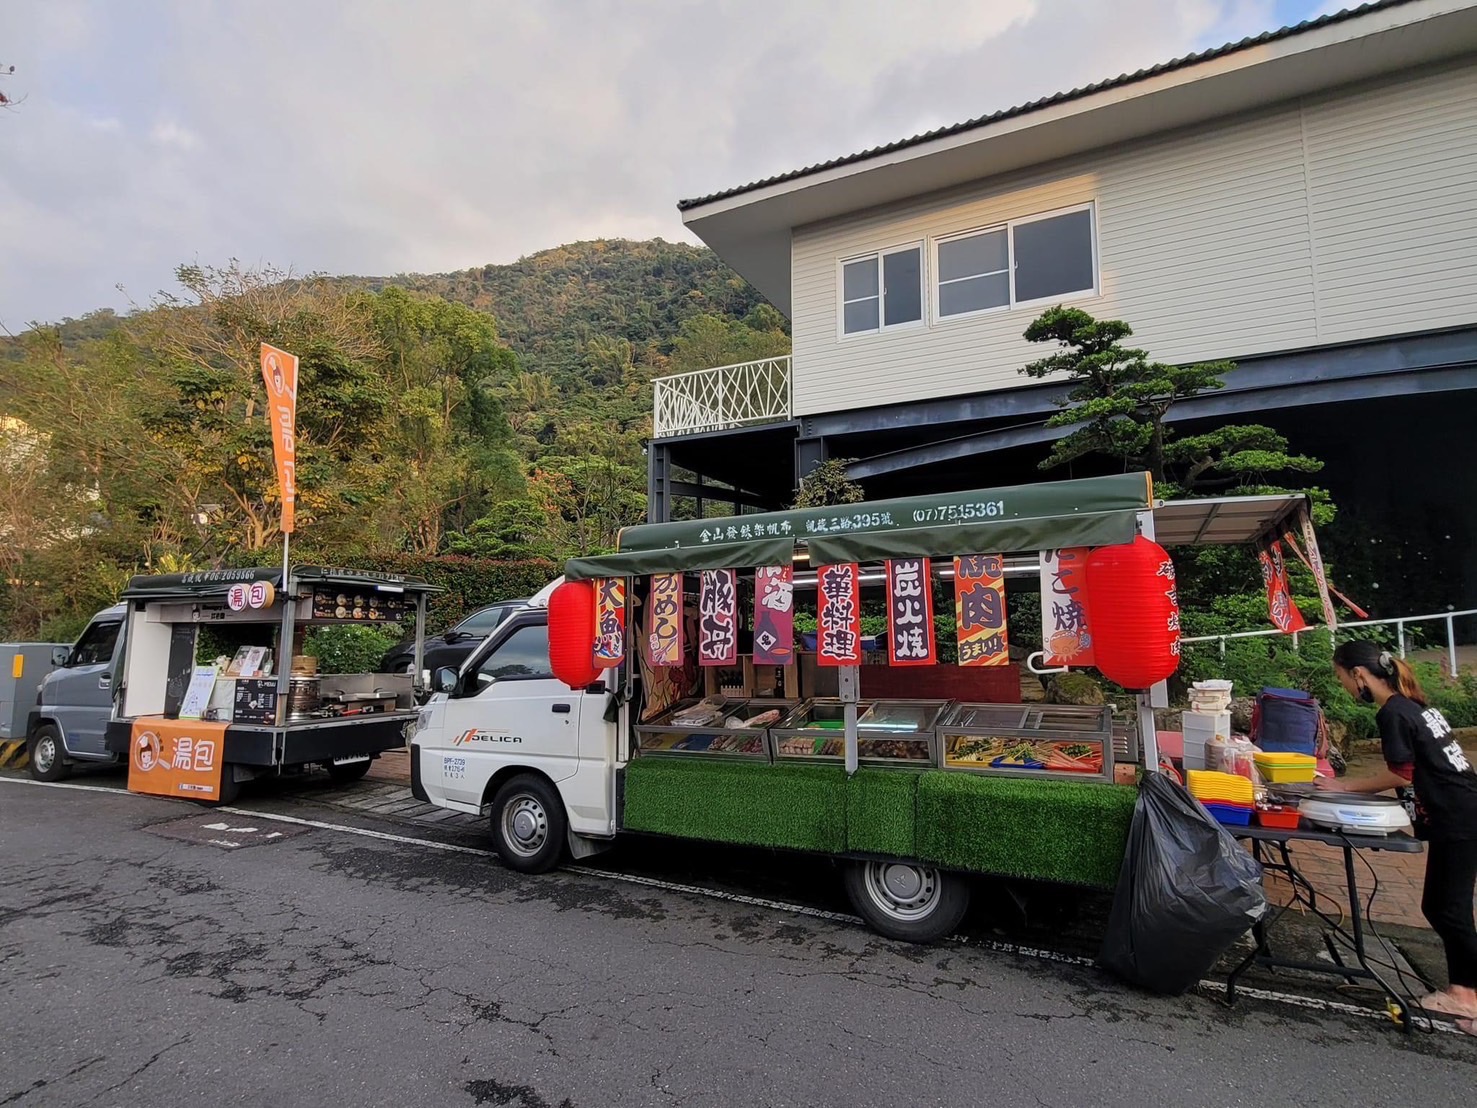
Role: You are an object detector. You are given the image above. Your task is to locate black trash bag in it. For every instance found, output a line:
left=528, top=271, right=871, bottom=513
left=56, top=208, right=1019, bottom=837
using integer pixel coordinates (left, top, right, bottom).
left=1097, top=772, right=1268, bottom=995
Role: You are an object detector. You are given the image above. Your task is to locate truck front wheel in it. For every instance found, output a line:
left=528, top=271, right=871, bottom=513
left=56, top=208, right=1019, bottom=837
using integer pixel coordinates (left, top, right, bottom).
left=490, top=774, right=567, bottom=874
left=28, top=726, right=71, bottom=783
left=843, top=860, right=970, bottom=944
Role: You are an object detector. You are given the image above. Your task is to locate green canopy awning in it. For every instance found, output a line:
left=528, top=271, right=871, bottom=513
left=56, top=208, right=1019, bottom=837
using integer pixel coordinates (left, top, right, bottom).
left=804, top=508, right=1137, bottom=565
left=564, top=537, right=796, bottom=581
left=563, top=472, right=1153, bottom=579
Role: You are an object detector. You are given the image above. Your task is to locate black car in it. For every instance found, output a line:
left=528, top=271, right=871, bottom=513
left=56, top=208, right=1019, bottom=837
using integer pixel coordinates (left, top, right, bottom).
left=379, top=599, right=530, bottom=679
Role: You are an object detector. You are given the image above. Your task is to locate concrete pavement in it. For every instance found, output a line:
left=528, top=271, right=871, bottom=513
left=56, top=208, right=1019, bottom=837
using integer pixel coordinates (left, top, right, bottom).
left=2, top=777, right=1474, bottom=1107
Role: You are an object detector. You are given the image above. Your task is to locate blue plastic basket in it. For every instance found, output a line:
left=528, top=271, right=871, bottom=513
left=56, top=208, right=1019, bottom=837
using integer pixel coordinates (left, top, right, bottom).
left=1204, top=802, right=1254, bottom=826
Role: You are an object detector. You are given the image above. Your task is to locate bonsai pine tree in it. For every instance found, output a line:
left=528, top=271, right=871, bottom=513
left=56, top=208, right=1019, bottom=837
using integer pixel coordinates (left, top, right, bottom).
left=1019, top=306, right=1321, bottom=496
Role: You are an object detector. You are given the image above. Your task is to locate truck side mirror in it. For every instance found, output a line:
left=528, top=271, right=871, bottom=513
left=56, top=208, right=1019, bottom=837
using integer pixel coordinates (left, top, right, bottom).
left=52, top=647, right=70, bottom=668
left=433, top=667, right=460, bottom=694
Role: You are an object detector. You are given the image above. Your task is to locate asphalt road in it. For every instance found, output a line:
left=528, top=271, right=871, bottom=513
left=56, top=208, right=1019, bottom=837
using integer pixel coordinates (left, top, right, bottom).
left=2, top=776, right=1475, bottom=1108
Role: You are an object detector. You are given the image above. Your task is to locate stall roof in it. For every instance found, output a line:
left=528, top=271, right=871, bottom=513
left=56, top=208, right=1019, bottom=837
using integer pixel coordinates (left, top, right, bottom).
left=565, top=472, right=1152, bottom=580
left=1152, top=494, right=1307, bottom=547
left=120, top=565, right=440, bottom=601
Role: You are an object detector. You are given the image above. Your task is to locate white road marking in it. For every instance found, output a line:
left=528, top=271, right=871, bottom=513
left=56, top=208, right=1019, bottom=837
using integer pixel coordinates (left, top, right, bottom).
left=0, top=776, right=1460, bottom=1035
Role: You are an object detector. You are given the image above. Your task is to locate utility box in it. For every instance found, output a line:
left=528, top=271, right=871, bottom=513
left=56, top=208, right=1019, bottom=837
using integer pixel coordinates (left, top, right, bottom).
left=1, top=643, right=69, bottom=741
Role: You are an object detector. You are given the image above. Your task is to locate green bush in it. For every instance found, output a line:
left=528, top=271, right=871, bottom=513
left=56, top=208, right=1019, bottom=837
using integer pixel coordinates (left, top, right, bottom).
left=1413, top=663, right=1477, bottom=729
left=304, top=625, right=402, bottom=674
left=354, top=554, right=558, bottom=631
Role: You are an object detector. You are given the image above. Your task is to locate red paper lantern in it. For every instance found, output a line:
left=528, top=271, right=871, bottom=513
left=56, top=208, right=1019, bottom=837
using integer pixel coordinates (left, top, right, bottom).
left=548, top=580, right=603, bottom=689
left=1085, top=536, right=1181, bottom=690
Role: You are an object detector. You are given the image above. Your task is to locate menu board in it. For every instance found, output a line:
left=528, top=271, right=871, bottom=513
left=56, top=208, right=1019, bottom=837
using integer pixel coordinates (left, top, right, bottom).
left=232, top=678, right=281, bottom=725
left=311, top=586, right=407, bottom=623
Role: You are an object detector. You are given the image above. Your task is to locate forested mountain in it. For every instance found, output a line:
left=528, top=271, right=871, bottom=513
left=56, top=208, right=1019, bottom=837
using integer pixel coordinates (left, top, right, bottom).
left=0, top=240, right=790, bottom=636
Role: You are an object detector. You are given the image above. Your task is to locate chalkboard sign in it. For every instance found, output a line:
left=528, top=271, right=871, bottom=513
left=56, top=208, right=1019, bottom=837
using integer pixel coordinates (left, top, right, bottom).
left=233, top=678, right=280, bottom=725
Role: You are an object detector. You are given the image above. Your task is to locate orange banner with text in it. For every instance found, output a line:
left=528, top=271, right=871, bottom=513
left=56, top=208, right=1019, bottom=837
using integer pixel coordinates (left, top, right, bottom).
left=127, top=717, right=229, bottom=802
left=260, top=343, right=300, bottom=534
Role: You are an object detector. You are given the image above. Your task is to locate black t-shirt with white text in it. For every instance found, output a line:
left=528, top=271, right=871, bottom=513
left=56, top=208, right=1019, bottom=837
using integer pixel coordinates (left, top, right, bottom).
left=1377, top=694, right=1477, bottom=841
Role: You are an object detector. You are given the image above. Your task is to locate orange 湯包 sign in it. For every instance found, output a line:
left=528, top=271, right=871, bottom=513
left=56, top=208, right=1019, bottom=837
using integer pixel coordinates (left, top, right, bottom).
left=127, top=717, right=229, bottom=802
left=260, top=343, right=300, bottom=534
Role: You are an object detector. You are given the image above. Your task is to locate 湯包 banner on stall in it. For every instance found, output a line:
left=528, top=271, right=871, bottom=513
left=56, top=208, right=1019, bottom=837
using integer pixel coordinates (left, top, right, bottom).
left=954, top=554, right=1008, bottom=666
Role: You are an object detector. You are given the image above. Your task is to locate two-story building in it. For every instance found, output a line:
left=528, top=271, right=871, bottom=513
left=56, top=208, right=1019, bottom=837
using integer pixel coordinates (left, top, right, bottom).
left=650, top=0, right=1477, bottom=613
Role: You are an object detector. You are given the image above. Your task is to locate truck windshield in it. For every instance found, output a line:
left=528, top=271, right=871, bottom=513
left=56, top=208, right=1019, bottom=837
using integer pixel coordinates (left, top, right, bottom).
left=71, top=621, right=121, bottom=667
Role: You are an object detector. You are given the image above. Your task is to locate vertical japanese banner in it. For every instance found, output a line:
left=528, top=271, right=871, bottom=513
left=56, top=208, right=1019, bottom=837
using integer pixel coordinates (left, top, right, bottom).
left=953, top=555, right=1009, bottom=666
left=816, top=563, right=862, bottom=667
left=645, top=573, right=683, bottom=667
left=259, top=344, right=300, bottom=534
left=698, top=569, right=738, bottom=666
left=887, top=558, right=936, bottom=665
left=593, top=578, right=626, bottom=668
left=1293, top=509, right=1338, bottom=630
left=1259, top=541, right=1308, bottom=634
left=1040, top=548, right=1095, bottom=667
left=752, top=565, right=794, bottom=666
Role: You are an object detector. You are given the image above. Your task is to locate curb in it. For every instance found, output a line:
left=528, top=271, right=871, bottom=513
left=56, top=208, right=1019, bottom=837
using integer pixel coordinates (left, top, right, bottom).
left=0, top=739, right=29, bottom=771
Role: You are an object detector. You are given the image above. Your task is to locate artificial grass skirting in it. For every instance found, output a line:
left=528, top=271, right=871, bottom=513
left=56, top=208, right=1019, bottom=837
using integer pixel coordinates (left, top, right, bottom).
left=620, top=757, right=1136, bottom=889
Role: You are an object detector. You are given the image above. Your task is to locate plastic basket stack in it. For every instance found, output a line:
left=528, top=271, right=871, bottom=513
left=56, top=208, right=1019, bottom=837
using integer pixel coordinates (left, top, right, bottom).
left=1252, top=750, right=1317, bottom=784
left=1186, top=769, right=1256, bottom=826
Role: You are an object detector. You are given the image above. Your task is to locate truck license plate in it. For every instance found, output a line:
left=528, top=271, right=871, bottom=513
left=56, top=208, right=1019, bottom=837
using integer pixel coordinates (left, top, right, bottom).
left=332, top=756, right=371, bottom=766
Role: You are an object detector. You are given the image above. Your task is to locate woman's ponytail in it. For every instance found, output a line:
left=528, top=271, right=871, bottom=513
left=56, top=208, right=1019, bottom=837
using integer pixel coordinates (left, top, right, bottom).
left=1391, top=656, right=1427, bottom=706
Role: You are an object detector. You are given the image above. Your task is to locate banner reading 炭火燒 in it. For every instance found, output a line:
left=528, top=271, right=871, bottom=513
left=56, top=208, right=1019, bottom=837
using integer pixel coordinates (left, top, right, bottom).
left=887, top=558, right=935, bottom=666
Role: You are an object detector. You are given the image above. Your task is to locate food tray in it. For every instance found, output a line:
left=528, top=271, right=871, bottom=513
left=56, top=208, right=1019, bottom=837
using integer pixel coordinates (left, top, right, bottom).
left=1255, top=805, right=1302, bottom=830
left=634, top=698, right=789, bottom=761
left=769, top=699, right=945, bottom=765
left=938, top=703, right=1115, bottom=782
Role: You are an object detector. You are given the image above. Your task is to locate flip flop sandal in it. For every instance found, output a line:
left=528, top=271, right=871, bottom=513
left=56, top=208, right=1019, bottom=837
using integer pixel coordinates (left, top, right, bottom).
left=1419, top=992, right=1476, bottom=1017
left=1457, top=1017, right=1477, bottom=1038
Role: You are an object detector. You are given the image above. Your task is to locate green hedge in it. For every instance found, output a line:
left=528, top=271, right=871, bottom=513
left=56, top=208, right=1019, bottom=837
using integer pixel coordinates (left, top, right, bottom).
left=621, top=758, right=1135, bottom=889
left=915, top=772, right=1135, bottom=889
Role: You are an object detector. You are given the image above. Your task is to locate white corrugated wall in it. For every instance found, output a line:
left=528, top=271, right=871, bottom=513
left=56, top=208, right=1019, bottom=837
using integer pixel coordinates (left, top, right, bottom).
left=788, top=58, right=1477, bottom=417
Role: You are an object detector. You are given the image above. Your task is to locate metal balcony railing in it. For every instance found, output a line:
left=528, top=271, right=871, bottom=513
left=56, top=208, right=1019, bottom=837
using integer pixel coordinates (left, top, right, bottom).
left=652, top=356, right=792, bottom=438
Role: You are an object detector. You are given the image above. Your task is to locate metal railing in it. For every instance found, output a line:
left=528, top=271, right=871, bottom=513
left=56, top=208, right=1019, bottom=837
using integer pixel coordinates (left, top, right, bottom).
left=1182, top=608, right=1477, bottom=678
left=651, top=356, right=792, bottom=438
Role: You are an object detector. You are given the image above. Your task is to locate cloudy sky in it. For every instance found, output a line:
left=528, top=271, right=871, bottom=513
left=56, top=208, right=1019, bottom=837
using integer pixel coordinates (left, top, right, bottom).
left=2, top=0, right=1343, bottom=329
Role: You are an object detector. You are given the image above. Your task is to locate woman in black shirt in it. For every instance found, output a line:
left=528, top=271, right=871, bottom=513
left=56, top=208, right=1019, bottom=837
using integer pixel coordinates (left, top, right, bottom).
left=1325, top=641, right=1477, bottom=1031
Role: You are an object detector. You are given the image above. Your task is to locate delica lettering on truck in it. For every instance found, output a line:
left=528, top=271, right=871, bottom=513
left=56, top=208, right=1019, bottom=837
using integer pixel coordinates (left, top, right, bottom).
left=411, top=472, right=1335, bottom=943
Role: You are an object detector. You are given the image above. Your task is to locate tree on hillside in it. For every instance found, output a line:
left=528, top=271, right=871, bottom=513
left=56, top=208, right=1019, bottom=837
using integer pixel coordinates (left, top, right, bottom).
left=1019, top=306, right=1321, bottom=496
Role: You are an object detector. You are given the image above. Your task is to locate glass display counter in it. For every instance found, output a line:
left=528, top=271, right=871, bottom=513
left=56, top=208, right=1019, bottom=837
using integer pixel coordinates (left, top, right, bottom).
left=771, top=699, right=944, bottom=766
left=633, top=698, right=789, bottom=759
left=938, top=703, right=1115, bottom=782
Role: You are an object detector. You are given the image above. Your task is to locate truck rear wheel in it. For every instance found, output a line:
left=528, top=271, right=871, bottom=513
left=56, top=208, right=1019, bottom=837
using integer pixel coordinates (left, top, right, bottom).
left=843, top=860, right=970, bottom=944
left=28, top=726, right=71, bottom=783
left=489, top=774, right=566, bottom=874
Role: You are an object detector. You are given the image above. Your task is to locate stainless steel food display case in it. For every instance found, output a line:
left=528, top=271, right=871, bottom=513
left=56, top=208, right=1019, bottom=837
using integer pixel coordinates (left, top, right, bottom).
left=937, top=703, right=1115, bottom=782
left=771, top=698, right=944, bottom=766
left=633, top=698, right=788, bottom=760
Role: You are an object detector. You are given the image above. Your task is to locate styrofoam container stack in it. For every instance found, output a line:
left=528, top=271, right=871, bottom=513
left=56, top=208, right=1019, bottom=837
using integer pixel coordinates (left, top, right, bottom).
left=1188, top=679, right=1233, bottom=715
left=1182, top=710, right=1232, bottom=771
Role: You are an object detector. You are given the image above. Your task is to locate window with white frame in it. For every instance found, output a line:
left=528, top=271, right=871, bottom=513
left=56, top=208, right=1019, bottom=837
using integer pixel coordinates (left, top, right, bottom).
left=840, top=244, right=923, bottom=335
left=935, top=205, right=1096, bottom=319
